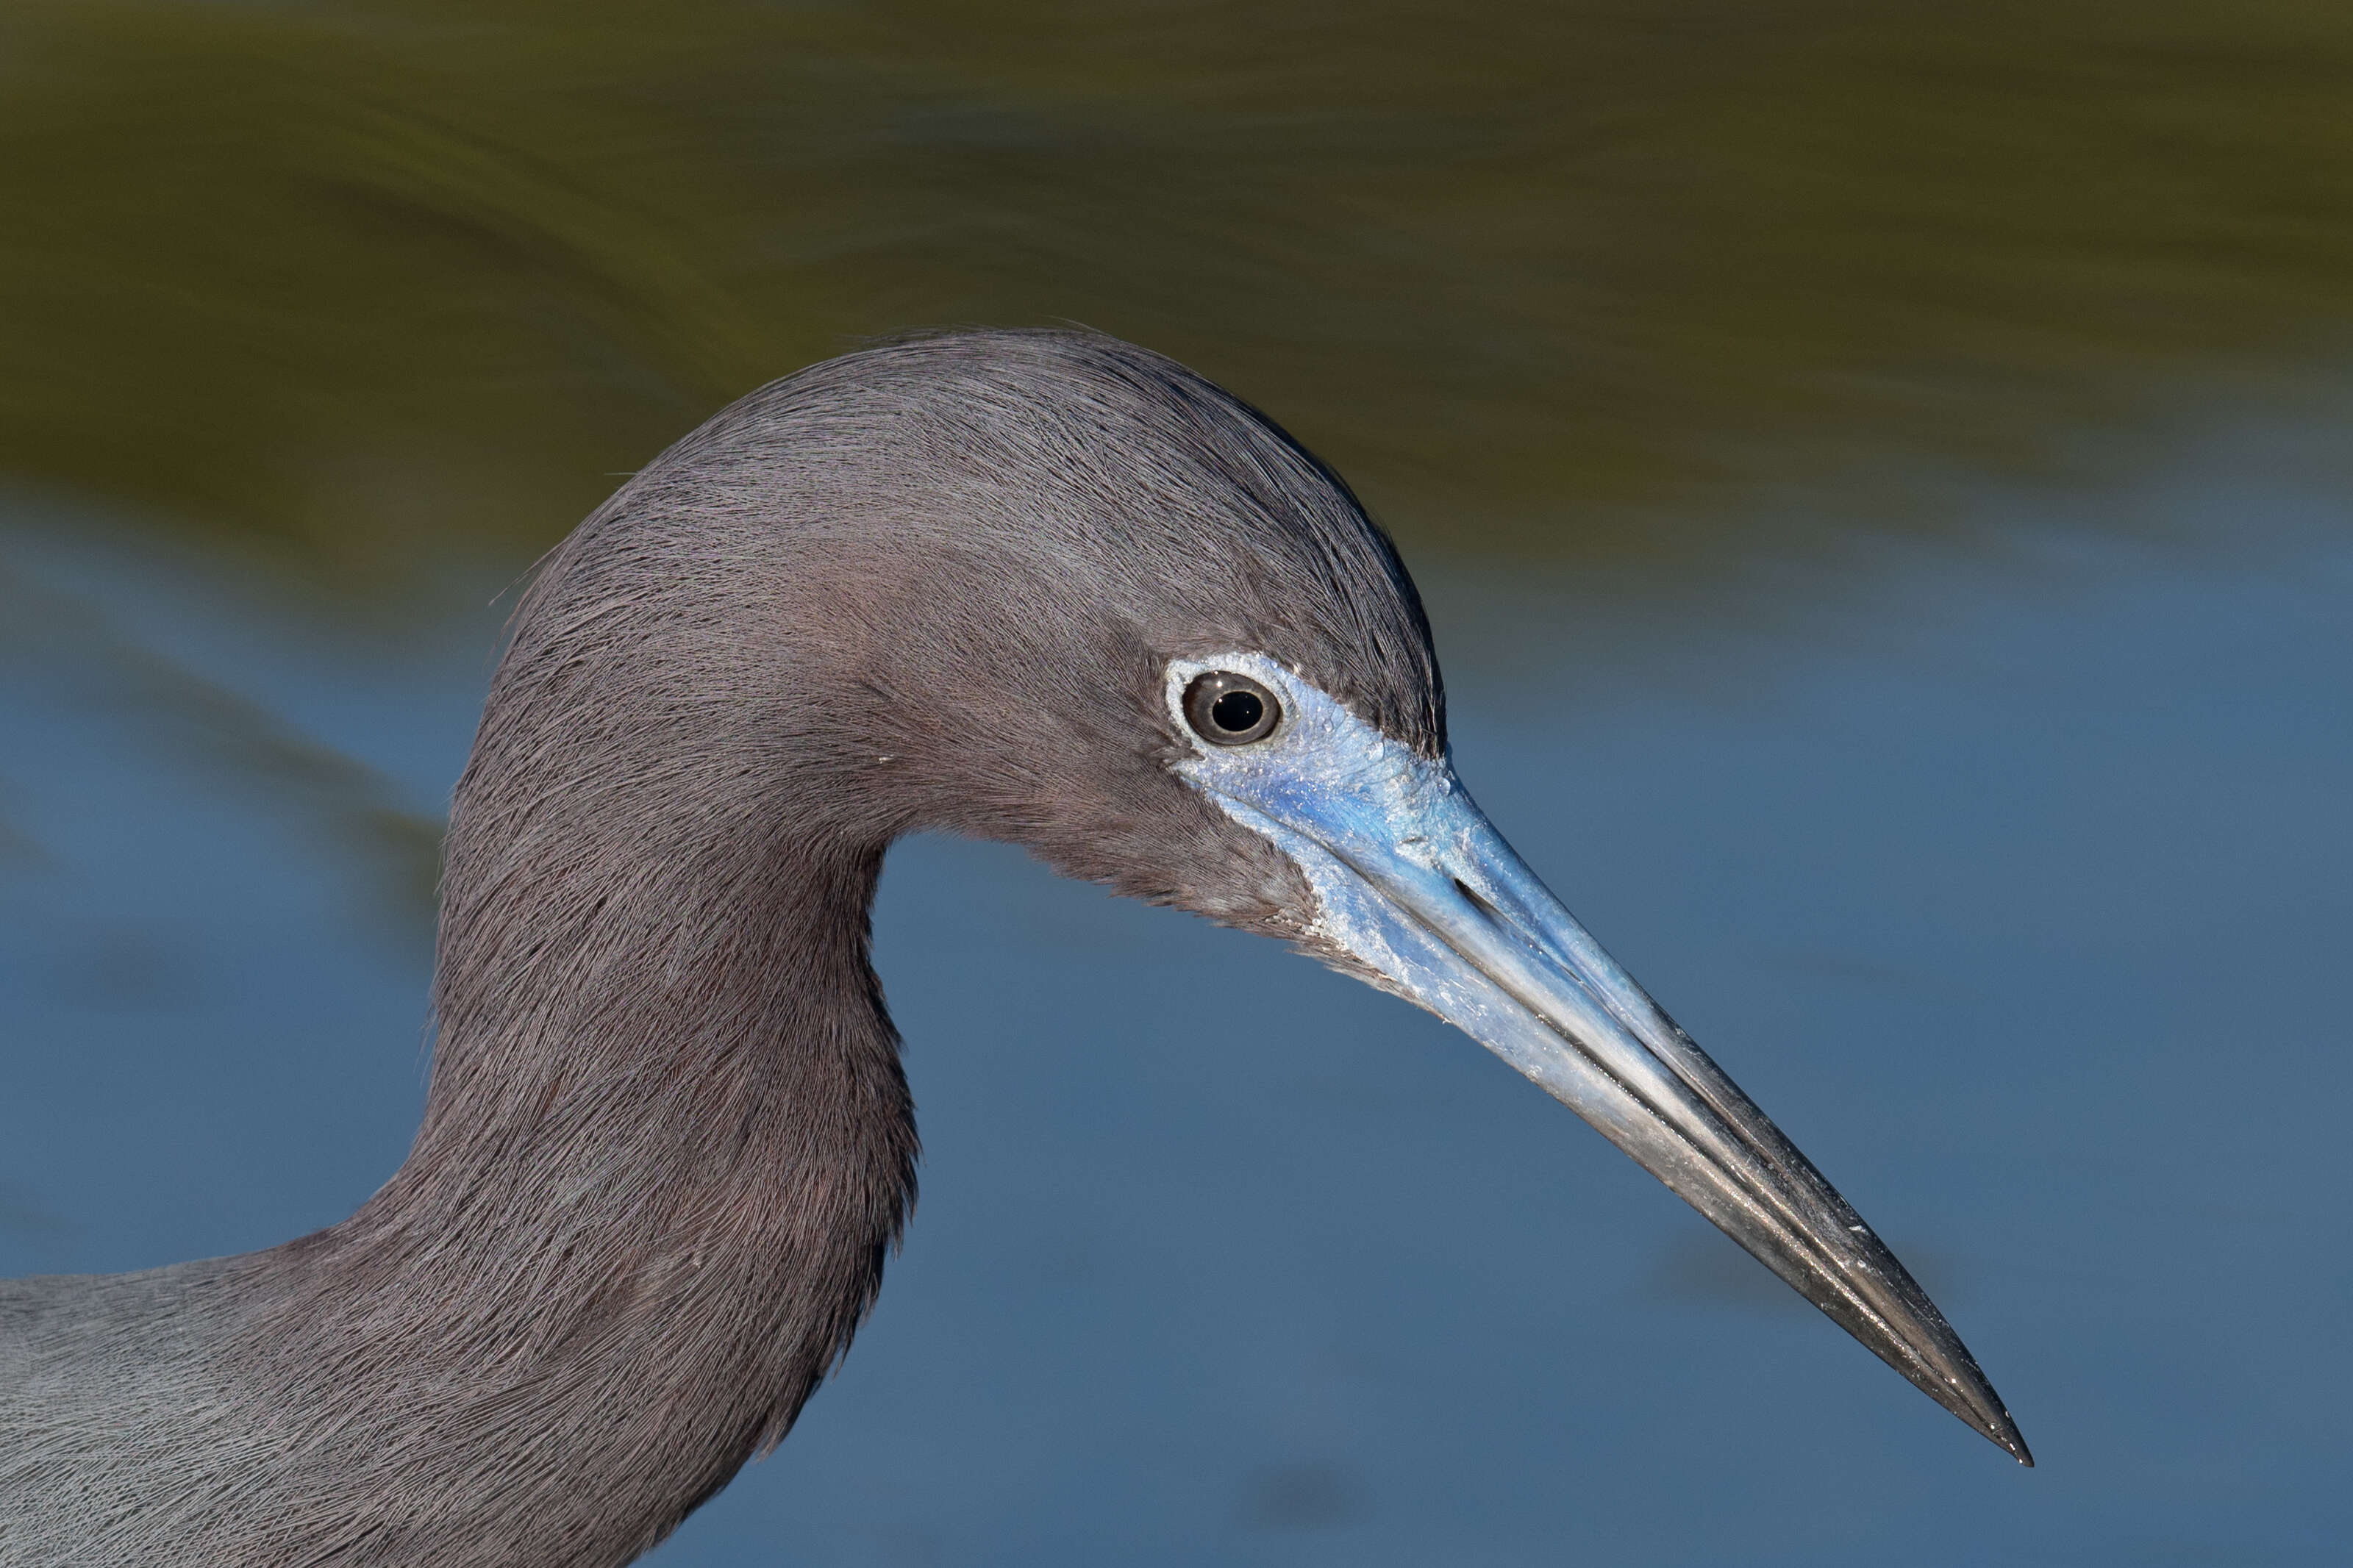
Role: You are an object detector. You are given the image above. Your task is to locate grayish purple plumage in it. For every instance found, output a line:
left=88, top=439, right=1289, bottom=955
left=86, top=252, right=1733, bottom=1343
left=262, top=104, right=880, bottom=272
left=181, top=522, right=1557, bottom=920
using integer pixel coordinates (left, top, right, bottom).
left=0, top=329, right=2023, bottom=1567
left=0, top=332, right=1445, bottom=1563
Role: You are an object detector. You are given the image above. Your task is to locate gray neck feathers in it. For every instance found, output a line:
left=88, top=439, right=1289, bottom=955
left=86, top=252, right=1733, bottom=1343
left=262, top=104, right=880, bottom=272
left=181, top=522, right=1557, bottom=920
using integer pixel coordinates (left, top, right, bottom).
left=256, top=501, right=921, bottom=1562
left=3, top=498, right=918, bottom=1567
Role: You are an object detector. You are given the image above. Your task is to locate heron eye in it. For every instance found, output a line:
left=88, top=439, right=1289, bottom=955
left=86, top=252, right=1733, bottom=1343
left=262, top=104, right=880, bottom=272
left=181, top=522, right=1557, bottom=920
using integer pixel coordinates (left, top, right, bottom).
left=1183, top=671, right=1282, bottom=745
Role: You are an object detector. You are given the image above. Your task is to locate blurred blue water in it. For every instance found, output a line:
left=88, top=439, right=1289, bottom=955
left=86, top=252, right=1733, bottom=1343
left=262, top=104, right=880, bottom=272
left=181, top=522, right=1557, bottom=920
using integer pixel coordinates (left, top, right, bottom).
left=1, top=421, right=2349, bottom=1564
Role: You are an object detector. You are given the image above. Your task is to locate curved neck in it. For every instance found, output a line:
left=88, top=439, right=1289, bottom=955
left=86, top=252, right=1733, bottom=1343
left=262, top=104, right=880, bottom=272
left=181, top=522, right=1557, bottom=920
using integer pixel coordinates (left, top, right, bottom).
left=206, top=623, right=921, bottom=1564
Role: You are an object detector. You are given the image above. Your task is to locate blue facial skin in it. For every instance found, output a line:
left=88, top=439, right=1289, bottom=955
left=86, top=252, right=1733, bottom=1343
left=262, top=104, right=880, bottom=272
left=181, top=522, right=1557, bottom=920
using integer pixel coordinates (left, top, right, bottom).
left=1163, top=653, right=2030, bottom=1465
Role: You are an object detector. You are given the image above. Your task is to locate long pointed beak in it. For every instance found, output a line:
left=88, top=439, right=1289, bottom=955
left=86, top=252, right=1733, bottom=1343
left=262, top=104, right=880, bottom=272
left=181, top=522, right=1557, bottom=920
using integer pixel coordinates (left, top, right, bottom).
left=1171, top=657, right=2030, bottom=1464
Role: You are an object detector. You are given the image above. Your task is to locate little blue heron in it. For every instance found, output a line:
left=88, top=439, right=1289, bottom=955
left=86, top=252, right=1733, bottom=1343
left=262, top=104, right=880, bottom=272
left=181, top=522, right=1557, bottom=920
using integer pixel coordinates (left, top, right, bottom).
left=0, top=331, right=2027, bottom=1565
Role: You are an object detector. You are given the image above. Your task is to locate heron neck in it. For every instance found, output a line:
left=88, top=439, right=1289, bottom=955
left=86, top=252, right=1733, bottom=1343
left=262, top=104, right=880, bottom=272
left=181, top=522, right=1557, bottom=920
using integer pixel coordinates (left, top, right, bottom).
left=224, top=810, right=918, bottom=1564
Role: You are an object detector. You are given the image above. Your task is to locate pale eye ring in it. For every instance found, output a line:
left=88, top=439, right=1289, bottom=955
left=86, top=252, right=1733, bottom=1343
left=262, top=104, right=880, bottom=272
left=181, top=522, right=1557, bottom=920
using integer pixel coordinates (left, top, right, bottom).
left=1182, top=670, right=1282, bottom=745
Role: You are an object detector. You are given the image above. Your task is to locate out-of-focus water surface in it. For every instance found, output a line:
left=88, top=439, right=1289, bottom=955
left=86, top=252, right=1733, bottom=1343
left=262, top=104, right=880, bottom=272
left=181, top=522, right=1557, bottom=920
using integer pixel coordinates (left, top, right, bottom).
left=7, top=1, right=2353, bottom=571
left=4, top=3, right=2352, bottom=1564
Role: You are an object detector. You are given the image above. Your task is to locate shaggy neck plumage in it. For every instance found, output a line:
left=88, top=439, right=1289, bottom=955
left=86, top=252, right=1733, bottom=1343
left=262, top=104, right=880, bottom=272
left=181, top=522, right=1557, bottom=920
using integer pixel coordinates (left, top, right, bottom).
left=213, top=556, right=921, bottom=1565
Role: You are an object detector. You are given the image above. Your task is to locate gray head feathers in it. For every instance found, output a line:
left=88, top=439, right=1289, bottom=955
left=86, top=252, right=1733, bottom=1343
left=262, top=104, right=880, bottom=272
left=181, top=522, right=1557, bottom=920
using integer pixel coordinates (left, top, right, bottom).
left=0, top=329, right=1449, bottom=1567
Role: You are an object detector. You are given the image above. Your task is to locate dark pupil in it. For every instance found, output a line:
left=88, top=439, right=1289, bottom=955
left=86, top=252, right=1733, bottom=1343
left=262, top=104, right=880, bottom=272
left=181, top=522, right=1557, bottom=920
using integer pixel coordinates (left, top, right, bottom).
left=1210, top=688, right=1264, bottom=733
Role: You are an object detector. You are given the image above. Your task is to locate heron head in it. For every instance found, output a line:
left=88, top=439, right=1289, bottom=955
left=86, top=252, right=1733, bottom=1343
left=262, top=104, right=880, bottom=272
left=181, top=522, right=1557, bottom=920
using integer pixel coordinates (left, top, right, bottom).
left=529, top=329, right=2028, bottom=1464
